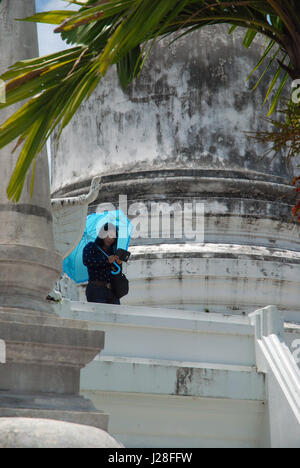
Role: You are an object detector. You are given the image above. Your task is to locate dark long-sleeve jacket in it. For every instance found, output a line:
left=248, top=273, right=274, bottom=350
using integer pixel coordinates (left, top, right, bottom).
left=83, top=240, right=121, bottom=282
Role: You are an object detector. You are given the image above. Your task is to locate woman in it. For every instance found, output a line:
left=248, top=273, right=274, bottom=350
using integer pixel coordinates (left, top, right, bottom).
left=83, top=222, right=123, bottom=304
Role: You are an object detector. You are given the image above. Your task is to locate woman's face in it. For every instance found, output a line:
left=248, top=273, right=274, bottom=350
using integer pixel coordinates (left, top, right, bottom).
left=103, top=229, right=116, bottom=247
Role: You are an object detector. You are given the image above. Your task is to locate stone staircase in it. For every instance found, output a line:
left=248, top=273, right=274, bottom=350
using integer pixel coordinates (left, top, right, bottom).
left=56, top=301, right=300, bottom=448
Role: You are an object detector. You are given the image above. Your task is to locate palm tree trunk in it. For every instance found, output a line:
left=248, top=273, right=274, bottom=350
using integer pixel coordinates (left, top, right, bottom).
left=282, top=33, right=300, bottom=80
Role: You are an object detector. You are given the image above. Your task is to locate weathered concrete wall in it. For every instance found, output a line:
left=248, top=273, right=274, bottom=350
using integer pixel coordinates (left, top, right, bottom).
left=51, top=26, right=291, bottom=192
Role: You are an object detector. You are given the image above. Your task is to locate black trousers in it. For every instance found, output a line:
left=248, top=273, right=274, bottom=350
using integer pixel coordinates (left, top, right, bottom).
left=85, top=283, right=120, bottom=305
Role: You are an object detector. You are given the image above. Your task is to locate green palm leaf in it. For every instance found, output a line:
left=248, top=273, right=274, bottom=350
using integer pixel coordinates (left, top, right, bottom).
left=17, top=10, right=77, bottom=25
left=1, top=0, right=300, bottom=201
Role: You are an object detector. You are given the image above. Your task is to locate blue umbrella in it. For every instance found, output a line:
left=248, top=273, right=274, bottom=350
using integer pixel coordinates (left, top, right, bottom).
left=63, top=209, right=134, bottom=284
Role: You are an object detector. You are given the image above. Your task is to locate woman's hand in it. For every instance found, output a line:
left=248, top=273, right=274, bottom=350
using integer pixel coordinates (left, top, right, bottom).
left=108, top=255, right=117, bottom=264
left=108, top=255, right=123, bottom=265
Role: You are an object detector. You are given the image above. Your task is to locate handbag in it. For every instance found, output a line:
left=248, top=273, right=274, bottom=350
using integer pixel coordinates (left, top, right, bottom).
left=95, top=244, right=129, bottom=299
left=110, top=267, right=129, bottom=299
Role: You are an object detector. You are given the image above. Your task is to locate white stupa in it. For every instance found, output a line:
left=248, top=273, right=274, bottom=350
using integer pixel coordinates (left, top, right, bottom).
left=49, top=20, right=300, bottom=448
left=51, top=26, right=300, bottom=322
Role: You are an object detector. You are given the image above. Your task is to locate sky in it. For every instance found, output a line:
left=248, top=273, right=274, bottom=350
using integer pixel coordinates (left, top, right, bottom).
left=35, top=0, right=80, bottom=56
left=35, top=1, right=81, bottom=178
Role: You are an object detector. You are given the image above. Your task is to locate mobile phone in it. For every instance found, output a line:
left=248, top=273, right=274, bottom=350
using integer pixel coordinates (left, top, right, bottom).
left=115, top=248, right=131, bottom=262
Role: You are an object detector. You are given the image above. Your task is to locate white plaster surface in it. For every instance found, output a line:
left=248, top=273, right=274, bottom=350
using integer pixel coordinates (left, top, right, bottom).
left=55, top=301, right=300, bottom=447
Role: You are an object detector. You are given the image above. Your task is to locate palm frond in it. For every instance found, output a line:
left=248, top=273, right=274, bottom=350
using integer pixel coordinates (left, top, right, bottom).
left=247, top=97, right=300, bottom=166
left=1, top=0, right=300, bottom=201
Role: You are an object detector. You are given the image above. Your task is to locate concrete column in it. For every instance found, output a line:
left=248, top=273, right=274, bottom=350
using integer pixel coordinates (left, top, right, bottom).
left=0, top=3, right=121, bottom=446
left=0, top=0, right=61, bottom=314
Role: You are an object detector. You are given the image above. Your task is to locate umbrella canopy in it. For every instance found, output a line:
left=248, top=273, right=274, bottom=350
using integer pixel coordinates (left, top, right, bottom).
left=62, top=209, right=133, bottom=284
